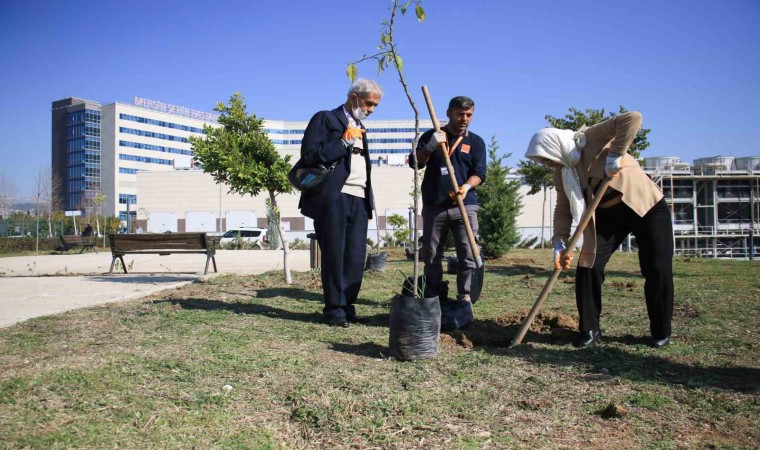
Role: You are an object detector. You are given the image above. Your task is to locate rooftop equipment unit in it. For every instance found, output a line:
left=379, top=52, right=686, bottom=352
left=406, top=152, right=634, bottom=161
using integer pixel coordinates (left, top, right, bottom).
left=644, top=156, right=681, bottom=170
left=734, top=156, right=760, bottom=172
left=694, top=156, right=735, bottom=173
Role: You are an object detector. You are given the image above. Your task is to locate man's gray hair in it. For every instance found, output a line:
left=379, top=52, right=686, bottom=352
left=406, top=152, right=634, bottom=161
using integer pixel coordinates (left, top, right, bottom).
left=348, top=79, right=383, bottom=98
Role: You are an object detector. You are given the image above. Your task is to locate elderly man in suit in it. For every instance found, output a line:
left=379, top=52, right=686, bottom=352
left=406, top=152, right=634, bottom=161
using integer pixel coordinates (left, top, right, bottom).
left=298, top=79, right=383, bottom=327
left=525, top=111, right=674, bottom=348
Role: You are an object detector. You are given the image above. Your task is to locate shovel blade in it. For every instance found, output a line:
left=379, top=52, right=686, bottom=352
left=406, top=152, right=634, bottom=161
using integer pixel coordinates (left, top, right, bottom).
left=470, top=260, right=485, bottom=304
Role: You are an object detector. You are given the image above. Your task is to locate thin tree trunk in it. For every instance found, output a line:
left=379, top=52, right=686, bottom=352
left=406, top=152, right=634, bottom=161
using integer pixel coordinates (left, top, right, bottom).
left=540, top=186, right=547, bottom=248
left=269, top=191, right=292, bottom=284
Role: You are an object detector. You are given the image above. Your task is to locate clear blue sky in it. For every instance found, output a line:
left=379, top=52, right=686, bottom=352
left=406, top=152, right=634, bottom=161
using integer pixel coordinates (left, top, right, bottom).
left=1, top=0, right=758, bottom=200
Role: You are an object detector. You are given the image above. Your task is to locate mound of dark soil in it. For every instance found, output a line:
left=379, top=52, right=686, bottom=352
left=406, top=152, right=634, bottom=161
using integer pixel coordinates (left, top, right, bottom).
left=442, top=310, right=579, bottom=349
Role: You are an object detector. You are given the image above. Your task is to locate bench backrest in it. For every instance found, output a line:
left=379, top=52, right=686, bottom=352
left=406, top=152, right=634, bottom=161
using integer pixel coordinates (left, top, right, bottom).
left=109, top=232, right=209, bottom=252
left=61, top=235, right=84, bottom=245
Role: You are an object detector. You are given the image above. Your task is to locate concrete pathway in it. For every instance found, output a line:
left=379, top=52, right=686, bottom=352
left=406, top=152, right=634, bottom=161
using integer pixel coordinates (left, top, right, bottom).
left=0, top=250, right=311, bottom=328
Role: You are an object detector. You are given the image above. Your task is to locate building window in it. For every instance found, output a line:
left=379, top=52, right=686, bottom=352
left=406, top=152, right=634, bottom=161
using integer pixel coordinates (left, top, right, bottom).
left=118, top=140, right=192, bottom=156
left=118, top=194, right=138, bottom=205
left=119, top=127, right=191, bottom=143
left=119, top=113, right=206, bottom=134
left=118, top=153, right=174, bottom=166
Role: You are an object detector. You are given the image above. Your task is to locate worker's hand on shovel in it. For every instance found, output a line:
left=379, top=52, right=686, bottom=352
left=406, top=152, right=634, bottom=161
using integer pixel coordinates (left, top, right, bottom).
left=424, top=130, right=447, bottom=152
left=553, top=239, right=573, bottom=270
left=449, top=183, right=471, bottom=201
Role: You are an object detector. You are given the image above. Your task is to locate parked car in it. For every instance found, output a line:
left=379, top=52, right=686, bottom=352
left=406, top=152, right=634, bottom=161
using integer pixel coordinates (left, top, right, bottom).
left=220, top=227, right=268, bottom=249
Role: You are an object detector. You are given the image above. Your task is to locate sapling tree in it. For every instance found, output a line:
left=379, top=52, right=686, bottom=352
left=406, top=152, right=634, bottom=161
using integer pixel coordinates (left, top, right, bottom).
left=348, top=0, right=427, bottom=295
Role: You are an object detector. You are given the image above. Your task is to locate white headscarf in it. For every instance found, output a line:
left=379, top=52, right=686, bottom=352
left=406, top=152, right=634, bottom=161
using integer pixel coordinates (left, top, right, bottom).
left=525, top=128, right=587, bottom=224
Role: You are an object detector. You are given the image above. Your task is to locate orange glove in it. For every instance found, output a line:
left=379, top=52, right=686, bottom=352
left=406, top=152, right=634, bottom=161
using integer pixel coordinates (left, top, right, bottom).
left=553, top=240, right=574, bottom=270
left=342, top=127, right=365, bottom=144
left=448, top=183, right=471, bottom=201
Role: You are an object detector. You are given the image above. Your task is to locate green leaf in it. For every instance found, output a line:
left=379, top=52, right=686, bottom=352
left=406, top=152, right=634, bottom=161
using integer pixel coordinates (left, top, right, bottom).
left=346, top=63, right=358, bottom=82
left=381, top=33, right=388, bottom=45
left=394, top=54, right=404, bottom=72
left=377, top=57, right=385, bottom=76
left=415, top=5, right=425, bottom=22
left=401, top=1, right=410, bottom=14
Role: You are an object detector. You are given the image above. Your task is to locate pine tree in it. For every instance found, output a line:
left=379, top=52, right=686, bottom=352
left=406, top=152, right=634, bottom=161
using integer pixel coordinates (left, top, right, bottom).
left=478, top=135, right=522, bottom=258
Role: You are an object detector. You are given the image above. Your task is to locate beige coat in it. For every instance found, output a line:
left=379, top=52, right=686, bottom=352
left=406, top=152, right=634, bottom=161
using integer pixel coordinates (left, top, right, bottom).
left=552, top=111, right=664, bottom=268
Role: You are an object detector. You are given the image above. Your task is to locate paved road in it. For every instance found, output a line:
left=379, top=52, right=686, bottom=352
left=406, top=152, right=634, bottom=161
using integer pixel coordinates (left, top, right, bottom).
left=0, top=250, right=311, bottom=328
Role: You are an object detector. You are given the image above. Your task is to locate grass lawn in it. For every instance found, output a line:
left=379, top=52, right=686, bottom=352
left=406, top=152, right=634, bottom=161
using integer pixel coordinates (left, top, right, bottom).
left=1, top=249, right=758, bottom=448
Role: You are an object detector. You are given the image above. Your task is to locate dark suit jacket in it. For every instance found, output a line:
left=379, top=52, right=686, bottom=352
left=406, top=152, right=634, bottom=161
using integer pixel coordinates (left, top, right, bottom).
left=298, top=106, right=375, bottom=220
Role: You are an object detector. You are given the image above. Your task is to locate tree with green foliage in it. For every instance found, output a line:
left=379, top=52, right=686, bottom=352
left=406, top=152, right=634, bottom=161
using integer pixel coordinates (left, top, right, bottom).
left=386, top=213, right=409, bottom=247
left=478, top=135, right=522, bottom=259
left=348, top=0, right=427, bottom=294
left=517, top=160, right=554, bottom=248
left=189, top=92, right=294, bottom=283
left=545, top=106, right=650, bottom=159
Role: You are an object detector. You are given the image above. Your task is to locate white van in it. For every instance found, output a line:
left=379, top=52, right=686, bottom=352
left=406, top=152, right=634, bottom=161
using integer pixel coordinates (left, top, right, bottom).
left=220, top=227, right=268, bottom=249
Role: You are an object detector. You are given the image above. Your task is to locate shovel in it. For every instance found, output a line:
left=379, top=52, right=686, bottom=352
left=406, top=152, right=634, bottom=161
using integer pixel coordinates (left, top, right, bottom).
left=421, top=86, right=485, bottom=302
left=508, top=177, right=612, bottom=347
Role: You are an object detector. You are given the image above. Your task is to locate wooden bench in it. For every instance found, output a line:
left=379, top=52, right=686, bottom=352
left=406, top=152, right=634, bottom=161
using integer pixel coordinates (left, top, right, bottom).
left=59, top=235, right=97, bottom=254
left=108, top=232, right=217, bottom=275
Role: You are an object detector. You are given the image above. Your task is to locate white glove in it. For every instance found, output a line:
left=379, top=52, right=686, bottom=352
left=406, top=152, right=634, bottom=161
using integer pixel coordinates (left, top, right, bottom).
left=424, top=131, right=447, bottom=152
left=553, top=239, right=573, bottom=270
left=605, top=153, right=625, bottom=177
left=448, top=183, right=471, bottom=201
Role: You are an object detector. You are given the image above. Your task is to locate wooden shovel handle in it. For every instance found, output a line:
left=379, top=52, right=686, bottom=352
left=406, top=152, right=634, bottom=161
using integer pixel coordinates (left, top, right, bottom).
left=421, top=85, right=483, bottom=268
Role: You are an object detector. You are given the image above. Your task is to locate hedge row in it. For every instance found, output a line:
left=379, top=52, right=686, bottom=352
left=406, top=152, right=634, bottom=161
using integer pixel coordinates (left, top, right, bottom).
left=0, top=237, right=68, bottom=254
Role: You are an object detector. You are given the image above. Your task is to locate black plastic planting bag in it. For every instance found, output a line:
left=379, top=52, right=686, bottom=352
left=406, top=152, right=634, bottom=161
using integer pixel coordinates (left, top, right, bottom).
left=389, top=280, right=441, bottom=361
left=439, top=298, right=473, bottom=332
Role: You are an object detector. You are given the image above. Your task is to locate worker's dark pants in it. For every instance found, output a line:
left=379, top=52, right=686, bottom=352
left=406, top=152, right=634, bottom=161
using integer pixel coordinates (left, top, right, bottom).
left=422, top=204, right=479, bottom=298
left=576, top=199, right=674, bottom=340
left=314, top=193, right=368, bottom=321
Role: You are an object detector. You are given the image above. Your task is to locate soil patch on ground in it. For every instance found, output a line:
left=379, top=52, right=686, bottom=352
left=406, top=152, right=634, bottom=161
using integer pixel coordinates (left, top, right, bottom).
left=444, top=310, right=579, bottom=348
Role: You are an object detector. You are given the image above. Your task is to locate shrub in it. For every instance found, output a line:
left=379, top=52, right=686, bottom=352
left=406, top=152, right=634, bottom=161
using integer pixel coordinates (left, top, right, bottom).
left=0, top=237, right=63, bottom=254
left=289, top=238, right=309, bottom=250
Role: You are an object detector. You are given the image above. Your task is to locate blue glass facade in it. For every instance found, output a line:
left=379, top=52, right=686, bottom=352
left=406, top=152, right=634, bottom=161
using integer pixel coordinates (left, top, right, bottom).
left=65, top=109, right=101, bottom=210
left=119, top=113, right=207, bottom=134
left=119, top=126, right=190, bottom=143
left=118, top=153, right=174, bottom=166
left=119, top=140, right=193, bottom=156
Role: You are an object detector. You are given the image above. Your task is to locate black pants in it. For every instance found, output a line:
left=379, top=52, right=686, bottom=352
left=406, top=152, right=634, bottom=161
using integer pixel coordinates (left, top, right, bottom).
left=314, top=193, right=368, bottom=320
left=575, top=199, right=674, bottom=340
left=421, top=204, right=479, bottom=298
